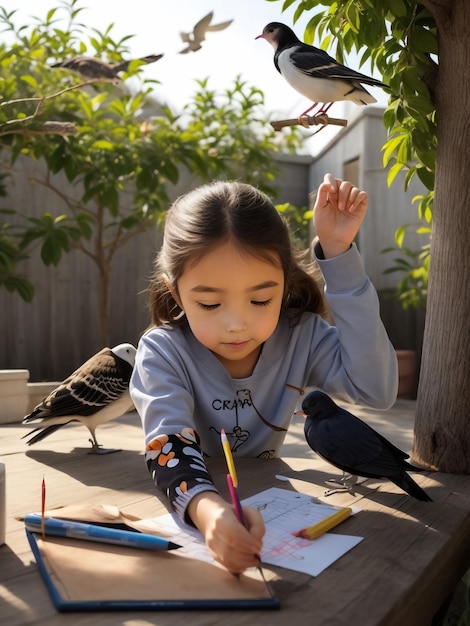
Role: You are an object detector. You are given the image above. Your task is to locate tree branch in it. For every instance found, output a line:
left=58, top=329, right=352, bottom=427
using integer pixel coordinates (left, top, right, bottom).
left=0, top=121, right=78, bottom=137
left=0, top=79, right=104, bottom=132
left=0, top=79, right=106, bottom=110
left=270, top=115, right=348, bottom=132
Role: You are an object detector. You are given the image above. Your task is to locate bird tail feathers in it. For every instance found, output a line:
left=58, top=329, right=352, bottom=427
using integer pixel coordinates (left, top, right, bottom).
left=22, top=423, right=71, bottom=445
left=393, top=471, right=432, bottom=502
left=347, top=82, right=377, bottom=105
left=114, top=54, right=163, bottom=73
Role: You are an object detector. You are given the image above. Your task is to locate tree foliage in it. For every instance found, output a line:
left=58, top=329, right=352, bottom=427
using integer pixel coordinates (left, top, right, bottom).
left=267, top=0, right=436, bottom=308
left=0, top=0, right=302, bottom=342
left=267, top=0, right=470, bottom=474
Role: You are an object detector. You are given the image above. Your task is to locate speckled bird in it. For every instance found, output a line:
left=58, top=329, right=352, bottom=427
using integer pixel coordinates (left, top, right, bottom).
left=22, top=343, right=136, bottom=454
left=50, top=54, right=163, bottom=82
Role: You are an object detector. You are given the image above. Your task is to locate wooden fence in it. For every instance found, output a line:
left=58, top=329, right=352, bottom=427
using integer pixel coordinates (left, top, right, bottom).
left=0, top=149, right=423, bottom=384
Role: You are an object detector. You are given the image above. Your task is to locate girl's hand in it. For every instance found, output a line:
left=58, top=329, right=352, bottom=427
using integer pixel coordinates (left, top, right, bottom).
left=314, top=173, right=368, bottom=259
left=188, top=492, right=265, bottom=574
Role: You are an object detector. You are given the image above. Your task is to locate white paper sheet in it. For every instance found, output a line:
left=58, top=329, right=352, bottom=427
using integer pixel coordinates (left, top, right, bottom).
left=145, top=487, right=363, bottom=577
left=241, top=487, right=363, bottom=576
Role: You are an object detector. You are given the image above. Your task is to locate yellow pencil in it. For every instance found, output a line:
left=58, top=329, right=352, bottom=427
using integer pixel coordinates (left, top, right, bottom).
left=220, top=429, right=238, bottom=488
left=293, top=507, right=352, bottom=540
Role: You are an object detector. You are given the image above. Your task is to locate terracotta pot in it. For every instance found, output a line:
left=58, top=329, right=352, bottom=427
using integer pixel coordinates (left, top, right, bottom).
left=396, top=350, right=417, bottom=399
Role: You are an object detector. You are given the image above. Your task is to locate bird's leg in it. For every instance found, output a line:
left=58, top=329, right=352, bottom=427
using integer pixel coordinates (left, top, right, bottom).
left=298, top=102, right=335, bottom=129
left=316, top=102, right=333, bottom=115
left=87, top=431, right=121, bottom=455
left=312, top=102, right=333, bottom=127
left=298, top=102, right=319, bottom=127
left=327, top=471, right=357, bottom=486
left=323, top=472, right=369, bottom=496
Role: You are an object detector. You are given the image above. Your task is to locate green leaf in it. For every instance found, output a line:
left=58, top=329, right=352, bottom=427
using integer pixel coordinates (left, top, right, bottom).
left=389, top=0, right=407, bottom=17
left=387, top=161, right=404, bottom=186
left=4, top=275, right=35, bottom=302
left=383, top=133, right=405, bottom=166
left=20, top=74, right=38, bottom=89
left=41, top=235, right=66, bottom=266
left=91, top=140, right=114, bottom=150
left=395, top=224, right=408, bottom=248
left=412, top=25, right=438, bottom=55
left=416, top=166, right=435, bottom=191
left=282, top=0, right=298, bottom=10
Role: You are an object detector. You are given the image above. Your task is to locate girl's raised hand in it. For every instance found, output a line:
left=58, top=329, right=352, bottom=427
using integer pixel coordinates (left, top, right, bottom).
left=313, top=173, right=368, bottom=258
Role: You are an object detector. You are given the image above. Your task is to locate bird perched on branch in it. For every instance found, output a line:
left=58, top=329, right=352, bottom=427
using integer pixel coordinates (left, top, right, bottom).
left=50, top=54, right=163, bottom=83
left=22, top=343, right=136, bottom=454
left=179, top=11, right=233, bottom=54
left=256, top=22, right=387, bottom=122
left=297, top=391, right=432, bottom=501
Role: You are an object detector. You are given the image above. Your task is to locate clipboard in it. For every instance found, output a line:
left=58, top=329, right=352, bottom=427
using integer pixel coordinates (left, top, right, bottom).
left=26, top=529, right=280, bottom=612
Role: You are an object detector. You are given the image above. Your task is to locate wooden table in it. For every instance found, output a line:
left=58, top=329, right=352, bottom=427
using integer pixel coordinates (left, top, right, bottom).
left=1, top=413, right=469, bottom=626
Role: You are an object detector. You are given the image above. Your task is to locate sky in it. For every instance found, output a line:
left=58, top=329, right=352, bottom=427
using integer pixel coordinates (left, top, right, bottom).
left=2, top=0, right=388, bottom=153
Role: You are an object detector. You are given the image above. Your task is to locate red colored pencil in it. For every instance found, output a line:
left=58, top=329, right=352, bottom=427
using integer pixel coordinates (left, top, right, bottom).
left=41, top=476, right=46, bottom=540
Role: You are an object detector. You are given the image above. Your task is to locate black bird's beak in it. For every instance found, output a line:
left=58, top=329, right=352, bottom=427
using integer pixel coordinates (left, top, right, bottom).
left=294, top=410, right=307, bottom=418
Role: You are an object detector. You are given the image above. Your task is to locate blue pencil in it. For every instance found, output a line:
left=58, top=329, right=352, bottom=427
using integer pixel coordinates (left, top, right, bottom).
left=24, top=514, right=181, bottom=551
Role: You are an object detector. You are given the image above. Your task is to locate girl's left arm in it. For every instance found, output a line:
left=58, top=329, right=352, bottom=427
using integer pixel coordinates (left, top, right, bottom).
left=309, top=242, right=399, bottom=409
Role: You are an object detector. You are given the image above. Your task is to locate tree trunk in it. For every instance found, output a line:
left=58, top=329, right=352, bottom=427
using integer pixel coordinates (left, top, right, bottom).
left=98, top=263, right=111, bottom=348
left=412, top=0, right=470, bottom=473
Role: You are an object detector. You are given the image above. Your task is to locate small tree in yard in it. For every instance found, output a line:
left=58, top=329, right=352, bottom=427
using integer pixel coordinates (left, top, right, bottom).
left=0, top=1, right=301, bottom=345
left=266, top=0, right=470, bottom=473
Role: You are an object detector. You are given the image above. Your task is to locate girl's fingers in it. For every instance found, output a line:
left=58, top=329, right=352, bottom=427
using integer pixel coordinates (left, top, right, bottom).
left=243, top=506, right=265, bottom=543
left=324, top=172, right=338, bottom=192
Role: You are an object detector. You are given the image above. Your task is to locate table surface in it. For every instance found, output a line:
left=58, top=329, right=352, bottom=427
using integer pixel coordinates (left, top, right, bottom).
left=1, top=411, right=469, bottom=626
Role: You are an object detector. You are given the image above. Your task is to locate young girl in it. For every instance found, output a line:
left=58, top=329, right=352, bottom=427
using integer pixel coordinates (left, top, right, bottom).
left=130, top=174, right=398, bottom=574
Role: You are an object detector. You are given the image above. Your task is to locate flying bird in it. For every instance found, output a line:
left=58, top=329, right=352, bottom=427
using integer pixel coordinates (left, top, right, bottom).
left=297, top=390, right=432, bottom=501
left=256, top=22, right=387, bottom=121
left=179, top=11, right=233, bottom=54
left=22, top=343, right=137, bottom=454
left=50, top=54, right=163, bottom=83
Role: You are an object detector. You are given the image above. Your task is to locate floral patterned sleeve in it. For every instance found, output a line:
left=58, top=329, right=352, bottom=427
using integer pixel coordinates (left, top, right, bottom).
left=145, top=427, right=219, bottom=523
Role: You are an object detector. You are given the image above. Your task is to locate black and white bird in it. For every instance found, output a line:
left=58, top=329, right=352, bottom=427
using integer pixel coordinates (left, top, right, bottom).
left=256, top=22, right=387, bottom=120
left=179, top=11, right=233, bottom=54
left=22, top=343, right=136, bottom=454
left=50, top=54, right=163, bottom=83
left=298, top=390, right=432, bottom=501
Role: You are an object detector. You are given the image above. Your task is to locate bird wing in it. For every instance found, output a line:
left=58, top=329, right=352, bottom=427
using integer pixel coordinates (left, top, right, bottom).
left=52, top=57, right=117, bottom=80
left=306, top=414, right=410, bottom=478
left=24, top=348, right=133, bottom=421
left=206, top=19, right=233, bottom=32
left=192, top=11, right=214, bottom=40
left=290, top=45, right=387, bottom=88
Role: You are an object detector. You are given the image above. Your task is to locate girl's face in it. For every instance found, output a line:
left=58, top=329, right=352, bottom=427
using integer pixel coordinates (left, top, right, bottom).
left=176, top=240, right=285, bottom=378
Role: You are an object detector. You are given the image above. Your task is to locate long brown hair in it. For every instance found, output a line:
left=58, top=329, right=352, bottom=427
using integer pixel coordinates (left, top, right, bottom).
left=149, top=181, right=326, bottom=325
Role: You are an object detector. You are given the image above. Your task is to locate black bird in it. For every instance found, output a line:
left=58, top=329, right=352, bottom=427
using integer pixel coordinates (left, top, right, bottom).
left=22, top=343, right=136, bottom=454
left=256, top=22, right=387, bottom=120
left=179, top=11, right=233, bottom=54
left=298, top=391, right=432, bottom=501
left=50, top=54, right=163, bottom=82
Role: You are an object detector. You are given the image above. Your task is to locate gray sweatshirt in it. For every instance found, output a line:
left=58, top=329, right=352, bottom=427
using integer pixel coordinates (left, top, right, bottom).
left=130, top=243, right=398, bottom=520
